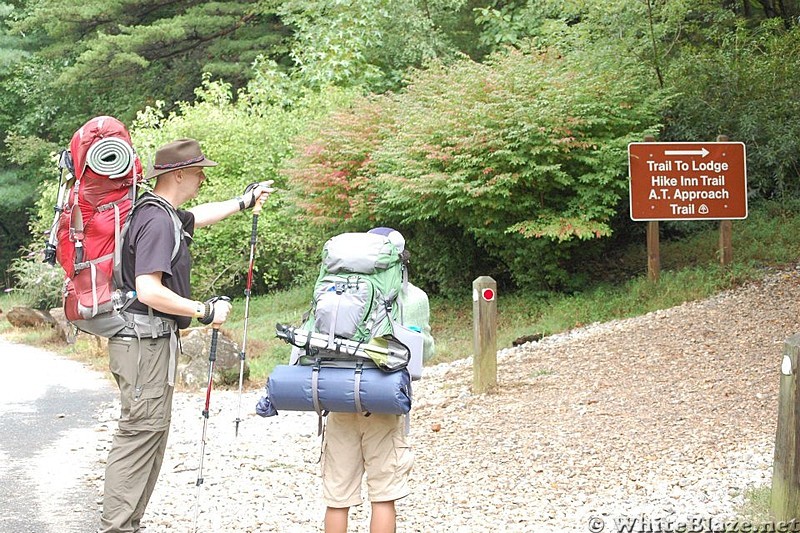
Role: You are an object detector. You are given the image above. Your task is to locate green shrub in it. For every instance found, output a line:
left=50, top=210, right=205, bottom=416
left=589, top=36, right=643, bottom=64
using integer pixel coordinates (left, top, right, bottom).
left=129, top=79, right=360, bottom=295
left=8, top=254, right=62, bottom=310
left=285, top=46, right=670, bottom=292
left=0, top=137, right=60, bottom=283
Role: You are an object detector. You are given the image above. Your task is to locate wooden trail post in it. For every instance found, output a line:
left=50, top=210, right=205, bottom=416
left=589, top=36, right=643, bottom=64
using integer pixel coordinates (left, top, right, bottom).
left=719, top=220, right=733, bottom=266
left=472, top=276, right=497, bottom=393
left=643, top=135, right=660, bottom=282
left=647, top=220, right=660, bottom=282
left=717, top=134, right=733, bottom=267
left=772, top=334, right=800, bottom=520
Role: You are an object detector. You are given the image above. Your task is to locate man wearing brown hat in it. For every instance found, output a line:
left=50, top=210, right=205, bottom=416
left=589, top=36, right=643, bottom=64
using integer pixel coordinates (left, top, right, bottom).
left=99, top=138, right=274, bottom=533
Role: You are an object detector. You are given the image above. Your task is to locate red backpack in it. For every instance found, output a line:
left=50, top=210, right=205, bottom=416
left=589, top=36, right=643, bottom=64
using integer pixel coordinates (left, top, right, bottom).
left=55, top=116, right=146, bottom=337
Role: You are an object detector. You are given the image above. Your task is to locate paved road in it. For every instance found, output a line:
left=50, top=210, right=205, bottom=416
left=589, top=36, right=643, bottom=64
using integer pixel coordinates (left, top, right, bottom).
left=0, top=337, right=115, bottom=533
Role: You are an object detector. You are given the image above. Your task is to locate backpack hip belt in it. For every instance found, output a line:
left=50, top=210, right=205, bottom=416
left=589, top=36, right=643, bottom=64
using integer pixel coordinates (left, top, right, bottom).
left=114, top=313, right=177, bottom=339
left=115, top=313, right=180, bottom=391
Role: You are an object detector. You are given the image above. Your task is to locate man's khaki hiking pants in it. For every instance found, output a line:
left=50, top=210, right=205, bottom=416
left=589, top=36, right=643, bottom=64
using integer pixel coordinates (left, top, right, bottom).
left=99, top=333, right=177, bottom=533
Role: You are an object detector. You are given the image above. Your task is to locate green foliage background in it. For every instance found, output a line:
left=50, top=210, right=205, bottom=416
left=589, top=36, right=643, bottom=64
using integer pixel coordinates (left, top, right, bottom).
left=5, top=0, right=800, bottom=305
left=664, top=20, right=800, bottom=198
left=125, top=79, right=359, bottom=295
left=284, top=47, right=669, bottom=293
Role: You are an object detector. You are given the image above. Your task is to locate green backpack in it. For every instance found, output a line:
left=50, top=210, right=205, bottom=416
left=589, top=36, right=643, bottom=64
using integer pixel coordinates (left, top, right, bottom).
left=279, top=232, right=411, bottom=371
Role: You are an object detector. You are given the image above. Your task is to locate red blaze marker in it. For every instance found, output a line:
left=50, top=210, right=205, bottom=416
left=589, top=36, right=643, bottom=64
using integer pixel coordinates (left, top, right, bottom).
left=482, top=288, right=495, bottom=301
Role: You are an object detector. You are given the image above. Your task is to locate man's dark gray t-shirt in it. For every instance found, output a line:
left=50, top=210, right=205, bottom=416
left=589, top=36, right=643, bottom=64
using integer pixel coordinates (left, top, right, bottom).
left=121, top=193, right=195, bottom=329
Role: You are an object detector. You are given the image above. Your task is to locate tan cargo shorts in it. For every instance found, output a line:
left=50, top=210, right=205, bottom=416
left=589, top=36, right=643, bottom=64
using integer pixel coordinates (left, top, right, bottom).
left=321, top=412, right=413, bottom=508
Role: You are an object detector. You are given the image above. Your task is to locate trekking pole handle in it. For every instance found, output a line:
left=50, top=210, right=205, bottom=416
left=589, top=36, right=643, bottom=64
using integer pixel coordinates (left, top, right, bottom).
left=198, top=295, right=231, bottom=327
left=253, top=192, right=266, bottom=216
left=209, top=326, right=219, bottom=363
left=241, top=181, right=272, bottom=216
left=250, top=204, right=261, bottom=245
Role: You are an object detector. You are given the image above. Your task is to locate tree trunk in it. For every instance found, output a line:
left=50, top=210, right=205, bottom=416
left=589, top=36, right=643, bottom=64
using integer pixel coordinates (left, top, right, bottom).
left=756, top=0, right=779, bottom=18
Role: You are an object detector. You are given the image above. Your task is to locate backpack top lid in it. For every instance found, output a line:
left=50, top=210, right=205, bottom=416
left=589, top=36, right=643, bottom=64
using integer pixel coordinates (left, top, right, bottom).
left=70, top=115, right=142, bottom=190
left=70, top=116, right=137, bottom=180
left=68, top=116, right=144, bottom=215
left=367, top=227, right=405, bottom=253
left=322, top=232, right=402, bottom=275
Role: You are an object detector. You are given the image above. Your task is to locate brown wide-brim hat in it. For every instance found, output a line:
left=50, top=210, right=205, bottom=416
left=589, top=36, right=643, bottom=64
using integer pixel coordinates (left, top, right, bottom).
left=145, top=138, right=217, bottom=179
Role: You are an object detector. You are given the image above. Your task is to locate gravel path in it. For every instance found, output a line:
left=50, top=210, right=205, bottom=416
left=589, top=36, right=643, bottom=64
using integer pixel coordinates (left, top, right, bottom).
left=0, top=339, right=115, bottom=533
left=80, top=267, right=799, bottom=532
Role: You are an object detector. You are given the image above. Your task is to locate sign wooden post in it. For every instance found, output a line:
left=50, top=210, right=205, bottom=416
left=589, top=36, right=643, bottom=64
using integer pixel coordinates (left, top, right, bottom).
left=647, top=221, right=660, bottom=282
left=719, top=220, right=733, bottom=266
left=643, top=136, right=660, bottom=282
left=772, top=334, right=800, bottom=520
left=472, top=276, right=497, bottom=393
left=717, top=135, right=733, bottom=266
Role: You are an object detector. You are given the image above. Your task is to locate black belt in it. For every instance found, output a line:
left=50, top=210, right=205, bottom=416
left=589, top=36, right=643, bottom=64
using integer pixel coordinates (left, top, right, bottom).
left=113, top=332, right=172, bottom=339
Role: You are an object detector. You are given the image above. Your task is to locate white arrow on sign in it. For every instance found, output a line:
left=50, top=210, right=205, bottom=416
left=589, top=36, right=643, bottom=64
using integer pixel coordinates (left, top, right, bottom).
left=663, top=147, right=710, bottom=157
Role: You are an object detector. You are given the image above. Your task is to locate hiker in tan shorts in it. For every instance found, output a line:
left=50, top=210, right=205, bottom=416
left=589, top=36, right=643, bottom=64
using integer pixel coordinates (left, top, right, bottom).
left=322, top=226, right=434, bottom=533
left=323, top=412, right=414, bottom=532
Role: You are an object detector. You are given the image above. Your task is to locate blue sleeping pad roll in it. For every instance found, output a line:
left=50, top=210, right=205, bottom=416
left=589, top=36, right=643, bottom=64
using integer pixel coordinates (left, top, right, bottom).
left=256, top=364, right=411, bottom=417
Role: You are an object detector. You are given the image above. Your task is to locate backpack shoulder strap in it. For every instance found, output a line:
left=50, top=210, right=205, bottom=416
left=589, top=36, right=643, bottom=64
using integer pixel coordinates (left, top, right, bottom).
left=131, top=193, right=184, bottom=261
left=114, top=193, right=185, bottom=288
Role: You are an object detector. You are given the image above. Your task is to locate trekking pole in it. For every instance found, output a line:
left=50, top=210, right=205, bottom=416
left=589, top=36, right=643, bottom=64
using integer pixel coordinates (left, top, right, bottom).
left=43, top=150, right=73, bottom=265
left=193, top=297, right=230, bottom=532
left=234, top=187, right=266, bottom=437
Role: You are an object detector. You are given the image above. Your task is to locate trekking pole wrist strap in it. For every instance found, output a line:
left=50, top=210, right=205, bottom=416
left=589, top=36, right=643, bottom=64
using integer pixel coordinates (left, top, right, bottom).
left=236, top=183, right=262, bottom=211
left=197, top=301, right=214, bottom=324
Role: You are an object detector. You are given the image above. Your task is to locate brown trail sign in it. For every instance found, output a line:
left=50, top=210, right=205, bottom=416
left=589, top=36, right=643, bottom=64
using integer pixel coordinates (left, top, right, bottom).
left=628, top=142, right=748, bottom=221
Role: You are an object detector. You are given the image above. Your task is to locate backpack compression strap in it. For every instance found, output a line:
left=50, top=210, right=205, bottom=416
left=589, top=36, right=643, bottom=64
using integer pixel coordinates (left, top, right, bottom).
left=92, top=189, right=136, bottom=289
left=310, top=360, right=327, bottom=436
left=353, top=362, right=365, bottom=414
left=69, top=181, right=85, bottom=265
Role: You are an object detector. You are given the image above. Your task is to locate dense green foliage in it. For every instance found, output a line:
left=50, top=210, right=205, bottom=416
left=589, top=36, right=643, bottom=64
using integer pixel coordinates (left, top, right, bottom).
left=275, top=0, right=482, bottom=91
left=284, top=47, right=668, bottom=293
left=664, top=20, right=800, bottom=198
left=7, top=0, right=288, bottom=139
left=7, top=248, right=61, bottom=309
left=0, top=0, right=490, bottom=144
left=6, top=0, right=800, bottom=300
left=0, top=167, right=41, bottom=281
